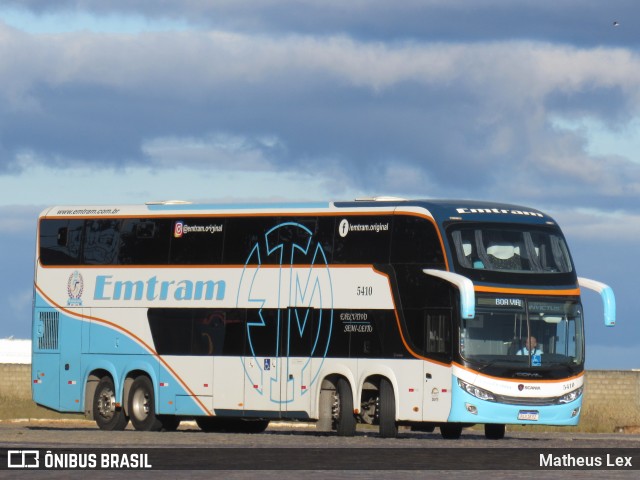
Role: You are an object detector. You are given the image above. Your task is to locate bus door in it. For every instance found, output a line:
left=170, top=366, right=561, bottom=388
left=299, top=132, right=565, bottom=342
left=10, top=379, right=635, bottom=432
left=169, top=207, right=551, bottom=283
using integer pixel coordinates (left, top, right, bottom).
left=243, top=309, right=283, bottom=416
left=242, top=307, right=316, bottom=418
left=421, top=309, right=453, bottom=422
left=282, top=306, right=315, bottom=418
left=158, top=309, right=219, bottom=416
left=59, top=310, right=84, bottom=411
left=211, top=310, right=246, bottom=415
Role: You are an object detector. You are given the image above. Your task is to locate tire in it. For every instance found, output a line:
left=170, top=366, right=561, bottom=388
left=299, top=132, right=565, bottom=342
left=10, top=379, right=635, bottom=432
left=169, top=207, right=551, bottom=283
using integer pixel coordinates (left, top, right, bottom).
left=485, top=423, right=506, bottom=440
left=93, top=376, right=129, bottom=431
left=378, top=378, right=398, bottom=438
left=128, top=376, right=163, bottom=431
left=440, top=423, right=463, bottom=439
left=333, top=378, right=356, bottom=437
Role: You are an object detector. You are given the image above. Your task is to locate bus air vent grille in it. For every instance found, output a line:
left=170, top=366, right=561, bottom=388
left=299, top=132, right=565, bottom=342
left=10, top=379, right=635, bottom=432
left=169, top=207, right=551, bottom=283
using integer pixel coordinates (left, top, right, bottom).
left=38, top=311, right=59, bottom=350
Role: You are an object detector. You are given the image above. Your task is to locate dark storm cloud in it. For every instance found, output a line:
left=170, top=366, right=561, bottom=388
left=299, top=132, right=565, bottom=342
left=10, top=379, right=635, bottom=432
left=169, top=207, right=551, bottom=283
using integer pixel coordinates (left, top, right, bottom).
left=0, top=9, right=639, bottom=211
left=5, top=0, right=639, bottom=47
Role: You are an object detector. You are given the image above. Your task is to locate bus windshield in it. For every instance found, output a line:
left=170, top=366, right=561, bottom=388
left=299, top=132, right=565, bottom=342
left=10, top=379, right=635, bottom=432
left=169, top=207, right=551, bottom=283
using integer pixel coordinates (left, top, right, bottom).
left=449, top=225, right=573, bottom=273
left=460, top=297, right=584, bottom=368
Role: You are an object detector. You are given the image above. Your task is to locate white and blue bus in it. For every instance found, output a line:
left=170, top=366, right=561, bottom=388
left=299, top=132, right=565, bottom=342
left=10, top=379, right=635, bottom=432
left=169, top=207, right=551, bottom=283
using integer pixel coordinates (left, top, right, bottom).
left=32, top=198, right=615, bottom=439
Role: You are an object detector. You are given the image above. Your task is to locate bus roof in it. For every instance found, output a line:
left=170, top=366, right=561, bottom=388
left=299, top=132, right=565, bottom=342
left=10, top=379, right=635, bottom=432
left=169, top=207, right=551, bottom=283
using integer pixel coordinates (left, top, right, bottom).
left=40, top=198, right=556, bottom=226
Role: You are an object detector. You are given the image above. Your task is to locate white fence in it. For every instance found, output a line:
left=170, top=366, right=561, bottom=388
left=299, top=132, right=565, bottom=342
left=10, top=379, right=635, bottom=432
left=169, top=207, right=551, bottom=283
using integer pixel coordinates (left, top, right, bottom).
left=0, top=338, right=31, bottom=364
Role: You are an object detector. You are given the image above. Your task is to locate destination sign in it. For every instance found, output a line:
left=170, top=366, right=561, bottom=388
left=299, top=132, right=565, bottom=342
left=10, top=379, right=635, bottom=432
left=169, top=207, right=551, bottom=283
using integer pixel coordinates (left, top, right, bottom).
left=477, top=297, right=524, bottom=309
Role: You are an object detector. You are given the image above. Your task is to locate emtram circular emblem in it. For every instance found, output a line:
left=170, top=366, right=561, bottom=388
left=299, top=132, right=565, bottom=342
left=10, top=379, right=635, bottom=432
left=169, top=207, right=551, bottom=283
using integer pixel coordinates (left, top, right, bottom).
left=67, top=270, right=84, bottom=306
left=237, top=222, right=334, bottom=404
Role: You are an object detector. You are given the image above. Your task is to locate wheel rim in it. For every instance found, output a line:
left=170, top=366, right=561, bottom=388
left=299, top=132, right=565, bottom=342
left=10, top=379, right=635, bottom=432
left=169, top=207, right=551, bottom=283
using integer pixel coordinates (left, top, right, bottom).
left=331, top=390, right=341, bottom=426
left=97, top=387, right=116, bottom=420
left=131, top=387, right=151, bottom=421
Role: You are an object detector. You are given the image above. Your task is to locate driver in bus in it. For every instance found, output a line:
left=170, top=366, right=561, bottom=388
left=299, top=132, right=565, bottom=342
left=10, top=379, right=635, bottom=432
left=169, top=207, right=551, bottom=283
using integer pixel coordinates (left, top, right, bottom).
left=516, top=336, right=543, bottom=356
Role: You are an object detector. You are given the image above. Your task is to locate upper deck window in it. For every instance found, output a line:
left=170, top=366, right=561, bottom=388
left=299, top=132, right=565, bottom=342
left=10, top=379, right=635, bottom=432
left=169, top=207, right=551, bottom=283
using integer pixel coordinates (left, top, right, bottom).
left=449, top=225, right=573, bottom=274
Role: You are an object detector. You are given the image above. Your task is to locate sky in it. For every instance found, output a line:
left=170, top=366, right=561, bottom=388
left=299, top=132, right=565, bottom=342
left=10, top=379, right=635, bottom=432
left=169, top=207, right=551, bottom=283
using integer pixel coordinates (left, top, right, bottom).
left=0, top=1, right=638, bottom=369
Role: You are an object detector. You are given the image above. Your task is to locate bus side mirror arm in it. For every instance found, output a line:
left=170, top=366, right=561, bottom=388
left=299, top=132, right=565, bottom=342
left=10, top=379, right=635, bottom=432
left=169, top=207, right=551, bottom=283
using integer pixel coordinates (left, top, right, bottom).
left=423, top=269, right=475, bottom=319
left=578, top=277, right=616, bottom=327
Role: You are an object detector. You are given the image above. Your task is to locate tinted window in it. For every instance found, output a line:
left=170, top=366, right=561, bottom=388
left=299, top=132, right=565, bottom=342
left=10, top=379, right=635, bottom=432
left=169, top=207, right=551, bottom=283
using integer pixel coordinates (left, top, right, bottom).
left=285, top=307, right=314, bottom=357
left=323, top=311, right=350, bottom=358
left=246, top=309, right=280, bottom=356
left=332, top=215, right=392, bottom=264
left=118, top=218, right=172, bottom=264
left=404, top=309, right=452, bottom=361
left=449, top=225, right=573, bottom=273
left=391, top=215, right=445, bottom=266
left=275, top=217, right=334, bottom=266
left=84, top=220, right=122, bottom=265
left=393, top=265, right=453, bottom=309
left=223, top=217, right=282, bottom=265
left=148, top=308, right=246, bottom=356
left=169, top=218, right=225, bottom=264
left=39, top=219, right=84, bottom=265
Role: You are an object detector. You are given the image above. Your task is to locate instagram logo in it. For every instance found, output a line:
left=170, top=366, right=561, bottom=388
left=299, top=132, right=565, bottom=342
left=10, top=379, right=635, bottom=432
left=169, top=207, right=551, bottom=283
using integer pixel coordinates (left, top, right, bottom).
left=174, top=221, right=183, bottom=238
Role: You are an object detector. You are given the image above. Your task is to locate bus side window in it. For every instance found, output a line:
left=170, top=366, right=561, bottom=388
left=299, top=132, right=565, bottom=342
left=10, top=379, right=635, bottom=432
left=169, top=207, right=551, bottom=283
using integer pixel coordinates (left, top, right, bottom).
left=118, top=219, right=172, bottom=265
left=83, top=220, right=121, bottom=265
left=332, top=215, right=392, bottom=264
left=390, top=215, right=445, bottom=267
left=223, top=217, right=282, bottom=265
left=169, top=218, right=225, bottom=265
left=39, top=219, right=84, bottom=265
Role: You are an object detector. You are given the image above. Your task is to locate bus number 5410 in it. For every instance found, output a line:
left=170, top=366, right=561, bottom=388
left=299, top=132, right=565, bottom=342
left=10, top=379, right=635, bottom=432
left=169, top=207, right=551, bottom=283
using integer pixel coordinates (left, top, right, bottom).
left=357, top=286, right=373, bottom=296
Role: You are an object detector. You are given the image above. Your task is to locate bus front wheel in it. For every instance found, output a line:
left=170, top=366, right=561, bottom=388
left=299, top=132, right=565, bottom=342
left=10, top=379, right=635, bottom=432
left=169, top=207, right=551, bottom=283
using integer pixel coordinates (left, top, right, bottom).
left=93, top=376, right=129, bottom=431
left=128, top=376, right=163, bottom=431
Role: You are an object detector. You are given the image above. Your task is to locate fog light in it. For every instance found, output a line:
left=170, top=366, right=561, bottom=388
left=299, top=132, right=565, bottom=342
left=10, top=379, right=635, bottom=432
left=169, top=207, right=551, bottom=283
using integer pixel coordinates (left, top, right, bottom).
left=571, top=407, right=580, bottom=418
left=465, top=403, right=478, bottom=415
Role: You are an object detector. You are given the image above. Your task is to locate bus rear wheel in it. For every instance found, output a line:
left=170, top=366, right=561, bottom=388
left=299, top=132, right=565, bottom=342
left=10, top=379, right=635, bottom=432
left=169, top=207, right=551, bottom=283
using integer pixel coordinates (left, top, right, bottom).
left=128, top=376, right=163, bottom=431
left=333, top=378, right=356, bottom=437
left=484, top=423, right=505, bottom=439
left=94, top=376, right=129, bottom=431
left=378, top=378, right=398, bottom=438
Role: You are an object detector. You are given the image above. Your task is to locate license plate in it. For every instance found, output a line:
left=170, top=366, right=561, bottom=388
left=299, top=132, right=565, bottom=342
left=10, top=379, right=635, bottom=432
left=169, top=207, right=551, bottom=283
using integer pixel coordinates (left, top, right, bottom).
left=518, top=410, right=539, bottom=421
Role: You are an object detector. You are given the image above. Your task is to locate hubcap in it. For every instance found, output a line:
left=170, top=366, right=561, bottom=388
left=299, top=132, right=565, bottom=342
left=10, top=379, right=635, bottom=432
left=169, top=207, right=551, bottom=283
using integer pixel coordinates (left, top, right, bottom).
left=132, top=388, right=150, bottom=420
left=332, top=391, right=340, bottom=424
left=97, top=388, right=116, bottom=419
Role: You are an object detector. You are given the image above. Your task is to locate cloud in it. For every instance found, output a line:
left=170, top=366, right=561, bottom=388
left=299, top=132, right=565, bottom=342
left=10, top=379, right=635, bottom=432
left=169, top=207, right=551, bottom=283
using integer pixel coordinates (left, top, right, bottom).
left=142, top=133, right=283, bottom=171
left=552, top=208, right=640, bottom=244
left=0, top=205, right=42, bottom=234
left=1, top=23, right=639, bottom=211
left=4, top=1, right=638, bottom=48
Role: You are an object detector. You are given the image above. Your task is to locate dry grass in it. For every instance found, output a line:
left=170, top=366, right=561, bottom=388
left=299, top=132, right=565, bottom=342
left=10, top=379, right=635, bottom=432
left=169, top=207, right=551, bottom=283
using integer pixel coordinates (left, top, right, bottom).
left=0, top=396, right=83, bottom=421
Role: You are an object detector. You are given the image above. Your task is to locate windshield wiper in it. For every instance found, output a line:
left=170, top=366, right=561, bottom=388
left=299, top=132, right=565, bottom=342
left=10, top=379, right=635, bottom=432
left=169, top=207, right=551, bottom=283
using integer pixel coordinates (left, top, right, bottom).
left=475, top=358, right=526, bottom=372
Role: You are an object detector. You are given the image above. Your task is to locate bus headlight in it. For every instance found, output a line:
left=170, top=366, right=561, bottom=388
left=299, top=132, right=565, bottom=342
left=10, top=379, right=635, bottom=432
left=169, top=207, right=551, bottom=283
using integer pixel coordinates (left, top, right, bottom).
left=558, top=386, right=583, bottom=404
left=457, top=379, right=496, bottom=402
